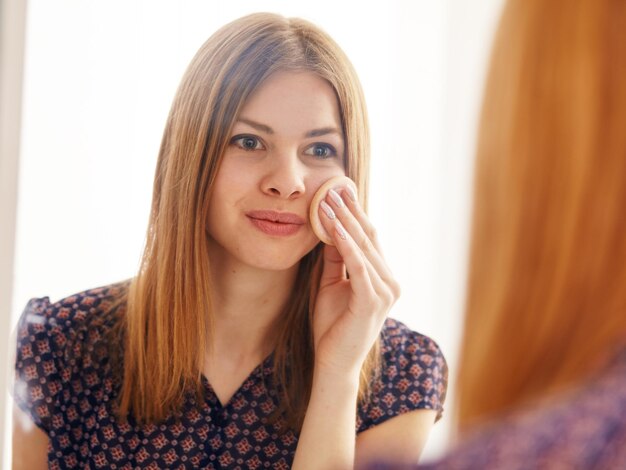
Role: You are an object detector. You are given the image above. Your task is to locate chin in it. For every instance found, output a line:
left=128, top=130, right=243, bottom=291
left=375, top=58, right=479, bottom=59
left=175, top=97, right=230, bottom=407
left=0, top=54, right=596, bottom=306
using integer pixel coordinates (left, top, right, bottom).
left=243, top=248, right=313, bottom=272
left=207, top=231, right=320, bottom=272
left=244, top=236, right=322, bottom=270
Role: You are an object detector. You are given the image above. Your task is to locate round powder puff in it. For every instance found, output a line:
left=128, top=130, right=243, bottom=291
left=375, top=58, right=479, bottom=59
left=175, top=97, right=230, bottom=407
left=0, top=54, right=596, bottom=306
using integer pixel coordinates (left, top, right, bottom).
left=309, top=176, right=357, bottom=245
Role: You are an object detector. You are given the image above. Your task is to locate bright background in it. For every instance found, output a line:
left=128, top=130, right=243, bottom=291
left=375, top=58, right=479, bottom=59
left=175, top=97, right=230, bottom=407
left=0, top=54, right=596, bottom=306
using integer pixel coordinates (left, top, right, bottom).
left=2, top=0, right=504, bottom=465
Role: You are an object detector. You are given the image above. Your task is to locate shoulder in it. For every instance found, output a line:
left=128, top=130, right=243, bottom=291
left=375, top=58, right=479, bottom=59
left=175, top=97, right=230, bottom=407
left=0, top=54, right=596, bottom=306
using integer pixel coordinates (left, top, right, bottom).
left=380, top=318, right=446, bottom=364
left=13, top=282, right=128, bottom=433
left=20, top=281, right=128, bottom=322
left=381, top=317, right=448, bottom=397
left=17, top=281, right=128, bottom=342
left=357, top=318, right=448, bottom=433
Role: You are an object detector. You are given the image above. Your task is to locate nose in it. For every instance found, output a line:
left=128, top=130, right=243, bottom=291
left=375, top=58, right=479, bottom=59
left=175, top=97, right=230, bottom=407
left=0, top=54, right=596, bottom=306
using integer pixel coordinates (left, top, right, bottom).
left=260, top=151, right=306, bottom=199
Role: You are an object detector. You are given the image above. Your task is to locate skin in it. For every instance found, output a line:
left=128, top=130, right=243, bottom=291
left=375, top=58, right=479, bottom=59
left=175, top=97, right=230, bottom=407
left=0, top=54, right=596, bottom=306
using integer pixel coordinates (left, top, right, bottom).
left=12, top=406, right=48, bottom=469
left=12, top=71, right=437, bottom=468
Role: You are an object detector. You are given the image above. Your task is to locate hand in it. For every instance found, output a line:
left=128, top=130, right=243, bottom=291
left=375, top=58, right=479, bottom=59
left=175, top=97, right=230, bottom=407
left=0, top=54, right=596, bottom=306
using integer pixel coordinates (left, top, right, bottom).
left=312, top=186, right=401, bottom=377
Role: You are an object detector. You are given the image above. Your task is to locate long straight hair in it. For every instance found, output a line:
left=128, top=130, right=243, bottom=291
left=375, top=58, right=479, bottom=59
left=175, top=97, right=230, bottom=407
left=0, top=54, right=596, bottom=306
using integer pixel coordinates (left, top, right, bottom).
left=116, top=13, right=377, bottom=429
left=457, top=0, right=626, bottom=429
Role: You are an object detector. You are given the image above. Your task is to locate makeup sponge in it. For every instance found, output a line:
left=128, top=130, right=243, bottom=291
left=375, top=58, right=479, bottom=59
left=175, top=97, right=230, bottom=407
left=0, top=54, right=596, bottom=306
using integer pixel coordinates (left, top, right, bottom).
left=309, top=176, right=357, bottom=245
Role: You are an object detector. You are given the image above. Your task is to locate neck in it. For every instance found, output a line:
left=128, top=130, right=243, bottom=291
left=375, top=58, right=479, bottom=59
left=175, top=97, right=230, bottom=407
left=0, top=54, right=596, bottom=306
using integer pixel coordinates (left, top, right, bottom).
left=206, top=248, right=300, bottom=361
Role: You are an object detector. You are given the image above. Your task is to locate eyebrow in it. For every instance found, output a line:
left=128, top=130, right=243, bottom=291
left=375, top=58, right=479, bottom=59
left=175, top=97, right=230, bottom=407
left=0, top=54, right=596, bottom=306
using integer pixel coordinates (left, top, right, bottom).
left=237, top=117, right=342, bottom=139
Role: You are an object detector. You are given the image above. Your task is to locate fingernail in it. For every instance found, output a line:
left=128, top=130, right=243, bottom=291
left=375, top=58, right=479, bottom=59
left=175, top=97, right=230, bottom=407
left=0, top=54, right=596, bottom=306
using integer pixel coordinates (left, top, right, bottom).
left=335, top=221, right=347, bottom=240
left=320, top=200, right=336, bottom=220
left=346, top=186, right=357, bottom=203
left=329, top=189, right=345, bottom=208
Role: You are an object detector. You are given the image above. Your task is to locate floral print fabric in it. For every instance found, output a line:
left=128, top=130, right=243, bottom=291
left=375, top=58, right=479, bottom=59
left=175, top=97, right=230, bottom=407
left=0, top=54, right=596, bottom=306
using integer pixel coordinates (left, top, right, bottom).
left=14, top=284, right=447, bottom=469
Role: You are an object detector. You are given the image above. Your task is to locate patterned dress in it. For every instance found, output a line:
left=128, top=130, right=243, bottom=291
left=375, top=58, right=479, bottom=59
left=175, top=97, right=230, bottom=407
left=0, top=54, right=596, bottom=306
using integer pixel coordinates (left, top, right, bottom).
left=14, top=283, right=447, bottom=469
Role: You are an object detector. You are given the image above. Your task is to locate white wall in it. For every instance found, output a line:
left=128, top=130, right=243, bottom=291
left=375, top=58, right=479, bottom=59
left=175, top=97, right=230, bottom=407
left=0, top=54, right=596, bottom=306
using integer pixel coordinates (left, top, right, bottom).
left=427, top=0, right=505, bottom=456
left=0, top=0, right=28, bottom=467
left=4, top=0, right=504, bottom=465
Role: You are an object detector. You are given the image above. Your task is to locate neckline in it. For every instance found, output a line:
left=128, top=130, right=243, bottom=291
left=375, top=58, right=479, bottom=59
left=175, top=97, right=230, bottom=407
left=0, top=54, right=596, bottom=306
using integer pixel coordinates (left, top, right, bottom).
left=200, top=352, right=275, bottom=408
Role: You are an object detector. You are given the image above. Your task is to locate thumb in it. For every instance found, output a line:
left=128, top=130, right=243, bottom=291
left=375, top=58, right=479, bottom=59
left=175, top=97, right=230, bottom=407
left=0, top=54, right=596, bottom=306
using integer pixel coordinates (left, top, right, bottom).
left=319, top=244, right=346, bottom=289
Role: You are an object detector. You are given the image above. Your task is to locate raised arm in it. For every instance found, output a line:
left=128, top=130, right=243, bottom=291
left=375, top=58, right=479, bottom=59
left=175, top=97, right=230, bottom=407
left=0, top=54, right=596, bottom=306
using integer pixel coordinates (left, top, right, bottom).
left=293, top=186, right=431, bottom=468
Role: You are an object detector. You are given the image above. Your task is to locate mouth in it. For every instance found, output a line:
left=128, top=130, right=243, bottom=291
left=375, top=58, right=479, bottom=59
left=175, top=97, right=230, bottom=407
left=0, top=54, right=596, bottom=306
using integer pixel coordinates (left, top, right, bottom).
left=246, top=210, right=306, bottom=224
left=245, top=210, right=306, bottom=236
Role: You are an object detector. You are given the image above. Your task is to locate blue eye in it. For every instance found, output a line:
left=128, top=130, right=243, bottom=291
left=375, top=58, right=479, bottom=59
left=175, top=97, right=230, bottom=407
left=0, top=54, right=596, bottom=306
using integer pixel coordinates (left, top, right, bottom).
left=305, top=143, right=337, bottom=159
left=231, top=135, right=265, bottom=151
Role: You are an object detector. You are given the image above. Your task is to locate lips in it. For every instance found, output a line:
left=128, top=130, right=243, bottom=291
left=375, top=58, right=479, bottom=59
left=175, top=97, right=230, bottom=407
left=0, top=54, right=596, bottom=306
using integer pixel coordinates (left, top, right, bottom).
left=246, top=210, right=305, bottom=236
left=246, top=210, right=306, bottom=225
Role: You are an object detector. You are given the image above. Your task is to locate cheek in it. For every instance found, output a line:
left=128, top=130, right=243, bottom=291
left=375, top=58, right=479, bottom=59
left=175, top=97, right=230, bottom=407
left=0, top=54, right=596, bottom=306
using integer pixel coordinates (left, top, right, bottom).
left=212, top=161, right=255, bottom=198
left=207, top=170, right=246, bottom=226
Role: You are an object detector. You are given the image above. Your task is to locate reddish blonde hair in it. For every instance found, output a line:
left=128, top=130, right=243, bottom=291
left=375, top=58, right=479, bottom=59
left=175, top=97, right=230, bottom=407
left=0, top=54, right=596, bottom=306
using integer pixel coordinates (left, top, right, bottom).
left=458, top=0, right=626, bottom=429
left=116, top=13, right=377, bottom=429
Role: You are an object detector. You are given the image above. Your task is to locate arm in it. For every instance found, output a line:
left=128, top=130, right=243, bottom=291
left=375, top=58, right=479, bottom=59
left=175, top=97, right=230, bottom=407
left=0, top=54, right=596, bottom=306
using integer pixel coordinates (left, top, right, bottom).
left=295, top=389, right=436, bottom=469
left=12, top=404, right=49, bottom=470
left=293, top=186, right=415, bottom=469
left=293, top=367, right=361, bottom=469
left=355, top=409, right=437, bottom=466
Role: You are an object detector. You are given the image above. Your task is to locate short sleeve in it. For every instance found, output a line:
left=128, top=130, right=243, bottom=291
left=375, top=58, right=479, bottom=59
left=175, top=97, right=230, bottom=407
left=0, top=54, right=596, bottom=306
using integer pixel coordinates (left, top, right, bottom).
left=357, top=318, right=448, bottom=433
left=13, top=297, right=77, bottom=434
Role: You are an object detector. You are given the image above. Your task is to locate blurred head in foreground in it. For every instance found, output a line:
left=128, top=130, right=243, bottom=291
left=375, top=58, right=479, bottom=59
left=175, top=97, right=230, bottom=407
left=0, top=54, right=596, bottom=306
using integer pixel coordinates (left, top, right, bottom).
left=392, top=0, right=626, bottom=467
left=459, top=0, right=626, bottom=428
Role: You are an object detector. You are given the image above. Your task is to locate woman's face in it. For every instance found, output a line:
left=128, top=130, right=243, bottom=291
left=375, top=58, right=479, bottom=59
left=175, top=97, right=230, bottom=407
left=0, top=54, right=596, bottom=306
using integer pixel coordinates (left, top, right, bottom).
left=206, top=71, right=346, bottom=272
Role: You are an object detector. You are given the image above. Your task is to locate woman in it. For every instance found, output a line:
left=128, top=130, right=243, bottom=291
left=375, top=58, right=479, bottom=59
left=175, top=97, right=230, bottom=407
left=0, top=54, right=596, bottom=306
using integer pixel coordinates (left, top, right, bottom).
left=374, top=0, right=626, bottom=468
left=12, top=13, right=447, bottom=469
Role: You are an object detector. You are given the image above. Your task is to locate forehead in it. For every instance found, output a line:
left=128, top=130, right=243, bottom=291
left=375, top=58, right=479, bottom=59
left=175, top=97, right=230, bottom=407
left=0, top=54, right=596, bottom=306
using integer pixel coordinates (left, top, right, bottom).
left=237, top=71, right=343, bottom=134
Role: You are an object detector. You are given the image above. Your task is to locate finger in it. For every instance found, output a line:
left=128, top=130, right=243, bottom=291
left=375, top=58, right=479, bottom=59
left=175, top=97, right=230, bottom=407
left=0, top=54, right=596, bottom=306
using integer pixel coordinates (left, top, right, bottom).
left=338, top=186, right=384, bottom=254
left=318, top=193, right=400, bottom=300
left=330, top=219, right=377, bottom=299
left=359, top=247, right=400, bottom=313
left=319, top=244, right=347, bottom=289
left=323, top=189, right=397, bottom=290
left=333, top=220, right=399, bottom=319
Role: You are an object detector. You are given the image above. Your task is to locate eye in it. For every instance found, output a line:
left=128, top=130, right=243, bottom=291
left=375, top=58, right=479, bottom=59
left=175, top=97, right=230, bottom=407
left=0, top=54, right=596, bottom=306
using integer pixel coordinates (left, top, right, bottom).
left=231, top=135, right=265, bottom=151
left=304, top=143, right=337, bottom=159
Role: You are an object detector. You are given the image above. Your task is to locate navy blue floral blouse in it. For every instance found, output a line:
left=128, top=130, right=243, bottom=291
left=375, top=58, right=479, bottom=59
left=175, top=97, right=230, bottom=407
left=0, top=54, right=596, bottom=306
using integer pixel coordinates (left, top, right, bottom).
left=14, top=284, right=447, bottom=469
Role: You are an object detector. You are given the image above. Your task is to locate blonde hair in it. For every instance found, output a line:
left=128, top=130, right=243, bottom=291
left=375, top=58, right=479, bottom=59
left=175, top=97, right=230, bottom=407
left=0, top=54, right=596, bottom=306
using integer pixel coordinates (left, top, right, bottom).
left=457, top=0, right=626, bottom=429
left=117, top=13, right=376, bottom=429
